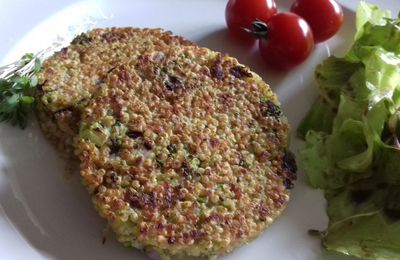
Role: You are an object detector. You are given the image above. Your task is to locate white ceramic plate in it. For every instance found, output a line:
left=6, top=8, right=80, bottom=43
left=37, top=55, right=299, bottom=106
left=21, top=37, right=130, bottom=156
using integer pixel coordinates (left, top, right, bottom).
left=0, top=0, right=398, bottom=259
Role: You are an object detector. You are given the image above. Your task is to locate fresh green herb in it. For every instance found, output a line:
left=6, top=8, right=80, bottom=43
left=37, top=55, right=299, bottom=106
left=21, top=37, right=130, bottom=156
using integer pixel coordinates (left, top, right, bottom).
left=0, top=53, right=42, bottom=128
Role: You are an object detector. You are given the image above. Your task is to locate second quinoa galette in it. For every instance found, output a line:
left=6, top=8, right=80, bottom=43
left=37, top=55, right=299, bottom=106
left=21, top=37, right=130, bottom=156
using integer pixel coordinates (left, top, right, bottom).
left=76, top=41, right=297, bottom=258
left=36, top=27, right=193, bottom=157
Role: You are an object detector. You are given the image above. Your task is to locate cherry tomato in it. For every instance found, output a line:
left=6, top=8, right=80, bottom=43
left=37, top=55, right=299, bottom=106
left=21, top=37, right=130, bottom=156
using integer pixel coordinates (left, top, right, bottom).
left=225, top=0, right=277, bottom=42
left=254, top=12, right=314, bottom=70
left=290, top=0, right=343, bottom=43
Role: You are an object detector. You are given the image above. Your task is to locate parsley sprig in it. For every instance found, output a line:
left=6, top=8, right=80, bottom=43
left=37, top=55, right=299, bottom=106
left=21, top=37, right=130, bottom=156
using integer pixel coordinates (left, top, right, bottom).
left=0, top=15, right=110, bottom=129
left=0, top=53, right=42, bottom=129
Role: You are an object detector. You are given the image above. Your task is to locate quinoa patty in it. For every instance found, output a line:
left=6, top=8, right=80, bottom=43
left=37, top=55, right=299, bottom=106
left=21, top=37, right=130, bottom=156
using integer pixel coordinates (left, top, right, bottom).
left=76, top=43, right=297, bottom=259
left=36, top=27, right=194, bottom=157
left=36, top=27, right=296, bottom=259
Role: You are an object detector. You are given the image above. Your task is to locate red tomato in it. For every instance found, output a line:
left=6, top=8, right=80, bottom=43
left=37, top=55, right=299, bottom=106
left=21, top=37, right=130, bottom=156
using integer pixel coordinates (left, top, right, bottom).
left=225, top=0, right=277, bottom=42
left=291, top=0, right=343, bottom=43
left=255, top=13, right=314, bottom=70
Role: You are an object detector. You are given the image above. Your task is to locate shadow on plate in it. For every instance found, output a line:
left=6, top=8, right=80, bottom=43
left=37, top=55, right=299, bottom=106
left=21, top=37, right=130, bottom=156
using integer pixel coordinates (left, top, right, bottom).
left=278, top=6, right=359, bottom=260
left=0, top=120, right=147, bottom=260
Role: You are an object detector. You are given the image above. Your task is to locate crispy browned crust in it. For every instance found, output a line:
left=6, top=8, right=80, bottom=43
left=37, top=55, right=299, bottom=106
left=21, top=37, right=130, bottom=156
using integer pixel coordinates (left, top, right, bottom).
left=36, top=27, right=194, bottom=157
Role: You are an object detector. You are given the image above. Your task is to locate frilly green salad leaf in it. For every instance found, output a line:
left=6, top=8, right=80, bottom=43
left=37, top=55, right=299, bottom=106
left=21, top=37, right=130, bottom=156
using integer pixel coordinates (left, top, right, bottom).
left=298, top=2, right=400, bottom=259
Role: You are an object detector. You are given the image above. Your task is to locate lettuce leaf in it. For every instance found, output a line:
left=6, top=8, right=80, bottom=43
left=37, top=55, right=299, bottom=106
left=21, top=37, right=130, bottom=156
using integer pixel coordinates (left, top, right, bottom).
left=355, top=1, right=391, bottom=39
left=298, top=2, right=400, bottom=258
left=297, top=97, right=336, bottom=139
left=322, top=184, right=400, bottom=260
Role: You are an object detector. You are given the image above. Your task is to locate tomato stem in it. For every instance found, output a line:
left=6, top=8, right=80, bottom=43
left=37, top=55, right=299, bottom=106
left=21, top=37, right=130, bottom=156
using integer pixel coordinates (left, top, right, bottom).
left=243, top=19, right=269, bottom=38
